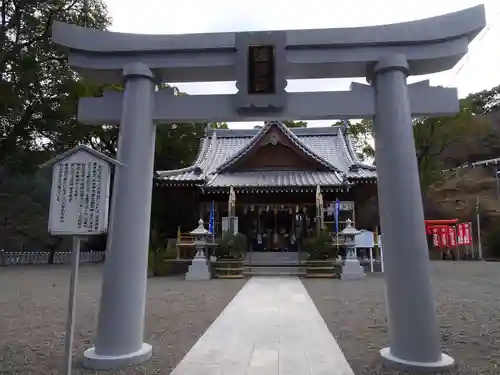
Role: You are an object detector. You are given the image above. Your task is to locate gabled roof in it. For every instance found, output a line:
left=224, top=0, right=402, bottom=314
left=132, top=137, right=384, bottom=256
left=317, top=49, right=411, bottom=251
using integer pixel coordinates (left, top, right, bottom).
left=216, top=121, right=341, bottom=174
left=156, top=122, right=376, bottom=189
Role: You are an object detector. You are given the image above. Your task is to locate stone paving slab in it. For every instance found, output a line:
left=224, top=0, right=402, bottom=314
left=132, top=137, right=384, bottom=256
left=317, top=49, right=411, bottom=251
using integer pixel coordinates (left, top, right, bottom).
left=170, top=277, right=354, bottom=375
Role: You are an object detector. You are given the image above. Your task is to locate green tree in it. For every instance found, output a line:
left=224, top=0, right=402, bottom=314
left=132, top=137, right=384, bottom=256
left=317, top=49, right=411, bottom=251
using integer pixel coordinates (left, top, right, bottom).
left=334, top=119, right=375, bottom=161
left=343, top=108, right=488, bottom=188
left=413, top=113, right=469, bottom=188
left=0, top=0, right=110, bottom=251
left=461, top=85, right=500, bottom=115
left=155, top=122, right=206, bottom=171
left=0, top=165, right=69, bottom=258
left=0, top=0, right=111, bottom=164
left=283, top=120, right=307, bottom=128
left=210, top=122, right=229, bottom=129
left=253, top=120, right=308, bottom=129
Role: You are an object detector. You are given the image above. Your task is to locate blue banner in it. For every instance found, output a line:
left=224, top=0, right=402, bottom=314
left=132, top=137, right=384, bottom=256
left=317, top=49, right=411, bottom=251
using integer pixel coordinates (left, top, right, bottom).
left=208, top=200, right=215, bottom=234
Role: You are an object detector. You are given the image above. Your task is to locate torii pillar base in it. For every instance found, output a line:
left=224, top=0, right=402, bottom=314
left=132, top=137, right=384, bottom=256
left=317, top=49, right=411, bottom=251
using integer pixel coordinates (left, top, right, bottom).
left=83, top=344, right=152, bottom=370
left=380, top=349, right=454, bottom=374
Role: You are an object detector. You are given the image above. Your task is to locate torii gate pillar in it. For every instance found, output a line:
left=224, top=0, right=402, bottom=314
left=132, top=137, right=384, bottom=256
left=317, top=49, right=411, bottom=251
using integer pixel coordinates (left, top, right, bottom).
left=371, top=55, right=454, bottom=371
left=83, top=62, right=156, bottom=368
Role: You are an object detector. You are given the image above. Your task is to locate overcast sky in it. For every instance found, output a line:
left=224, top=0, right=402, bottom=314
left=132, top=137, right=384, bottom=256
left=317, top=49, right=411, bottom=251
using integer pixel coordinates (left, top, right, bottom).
left=104, top=0, right=500, bottom=129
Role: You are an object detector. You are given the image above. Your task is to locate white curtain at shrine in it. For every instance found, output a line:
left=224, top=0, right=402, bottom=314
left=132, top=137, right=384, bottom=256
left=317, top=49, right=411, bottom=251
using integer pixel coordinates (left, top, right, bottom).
left=315, top=185, right=324, bottom=231
left=228, top=186, right=236, bottom=217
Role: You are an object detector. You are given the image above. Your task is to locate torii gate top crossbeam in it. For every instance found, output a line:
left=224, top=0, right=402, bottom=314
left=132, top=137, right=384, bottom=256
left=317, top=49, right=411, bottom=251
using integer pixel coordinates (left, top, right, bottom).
left=52, top=5, right=485, bottom=84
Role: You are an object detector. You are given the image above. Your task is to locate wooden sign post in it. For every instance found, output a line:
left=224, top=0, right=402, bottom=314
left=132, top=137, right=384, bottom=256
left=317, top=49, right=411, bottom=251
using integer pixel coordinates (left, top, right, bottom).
left=40, top=145, right=121, bottom=375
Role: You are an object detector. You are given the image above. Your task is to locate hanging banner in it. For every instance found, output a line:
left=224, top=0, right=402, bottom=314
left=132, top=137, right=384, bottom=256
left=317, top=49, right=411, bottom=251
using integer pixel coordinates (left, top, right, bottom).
left=431, top=227, right=440, bottom=248
left=448, top=227, right=457, bottom=247
left=457, top=223, right=472, bottom=245
left=439, top=227, right=449, bottom=248
left=457, top=223, right=464, bottom=245
left=463, top=222, right=472, bottom=245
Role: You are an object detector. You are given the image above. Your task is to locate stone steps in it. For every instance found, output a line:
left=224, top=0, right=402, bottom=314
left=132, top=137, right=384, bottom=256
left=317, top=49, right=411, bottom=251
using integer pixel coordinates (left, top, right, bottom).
left=244, top=266, right=305, bottom=276
left=244, top=251, right=304, bottom=276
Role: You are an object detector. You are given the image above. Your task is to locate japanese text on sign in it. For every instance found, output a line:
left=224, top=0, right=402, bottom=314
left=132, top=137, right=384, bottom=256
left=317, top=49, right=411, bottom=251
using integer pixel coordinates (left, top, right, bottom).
left=448, top=227, right=457, bottom=247
left=457, top=223, right=464, bottom=245
left=48, top=151, right=111, bottom=235
left=432, top=227, right=440, bottom=248
left=439, top=227, right=449, bottom=248
left=462, top=222, right=472, bottom=245
left=456, top=223, right=472, bottom=245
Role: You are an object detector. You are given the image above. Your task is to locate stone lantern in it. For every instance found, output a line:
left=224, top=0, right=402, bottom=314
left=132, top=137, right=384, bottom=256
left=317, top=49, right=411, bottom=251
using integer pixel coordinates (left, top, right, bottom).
left=340, top=218, right=365, bottom=280
left=185, top=218, right=211, bottom=281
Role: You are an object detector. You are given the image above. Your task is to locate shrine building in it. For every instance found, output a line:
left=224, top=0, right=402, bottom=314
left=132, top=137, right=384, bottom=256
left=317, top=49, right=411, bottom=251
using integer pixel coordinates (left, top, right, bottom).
left=156, top=121, right=377, bottom=251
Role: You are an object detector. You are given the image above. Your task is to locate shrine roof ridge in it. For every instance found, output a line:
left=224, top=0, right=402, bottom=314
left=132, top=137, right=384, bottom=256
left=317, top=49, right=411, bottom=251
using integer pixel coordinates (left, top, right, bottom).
left=206, top=126, right=342, bottom=138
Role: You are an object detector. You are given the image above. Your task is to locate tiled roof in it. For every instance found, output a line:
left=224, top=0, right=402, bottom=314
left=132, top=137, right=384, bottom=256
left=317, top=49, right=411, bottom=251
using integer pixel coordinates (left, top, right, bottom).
left=156, top=122, right=376, bottom=188
left=216, top=121, right=341, bottom=174
left=207, top=171, right=344, bottom=187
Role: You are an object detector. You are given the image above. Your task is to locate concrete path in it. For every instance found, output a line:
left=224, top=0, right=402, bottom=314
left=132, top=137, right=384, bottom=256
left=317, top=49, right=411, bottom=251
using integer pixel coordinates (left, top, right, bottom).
left=169, top=277, right=354, bottom=375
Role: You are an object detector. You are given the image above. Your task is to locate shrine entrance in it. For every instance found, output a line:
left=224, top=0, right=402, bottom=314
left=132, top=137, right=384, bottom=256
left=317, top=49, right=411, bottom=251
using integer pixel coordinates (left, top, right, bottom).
left=238, top=204, right=300, bottom=252
left=52, top=5, right=485, bottom=373
left=211, top=201, right=353, bottom=253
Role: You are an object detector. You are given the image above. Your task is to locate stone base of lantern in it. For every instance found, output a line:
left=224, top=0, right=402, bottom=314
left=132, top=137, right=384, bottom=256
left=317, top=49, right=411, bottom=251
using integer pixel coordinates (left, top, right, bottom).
left=341, top=258, right=365, bottom=281
left=185, top=257, right=211, bottom=281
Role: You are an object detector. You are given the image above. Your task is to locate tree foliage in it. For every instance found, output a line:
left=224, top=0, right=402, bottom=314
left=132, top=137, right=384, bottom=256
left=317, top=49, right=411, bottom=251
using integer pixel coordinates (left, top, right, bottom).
left=0, top=0, right=111, bottom=165
left=283, top=120, right=307, bottom=128
left=461, top=85, right=500, bottom=115
left=0, top=164, right=68, bottom=253
left=254, top=120, right=307, bottom=129
left=345, top=94, right=494, bottom=188
left=335, top=119, right=375, bottom=161
left=0, top=0, right=110, bottom=251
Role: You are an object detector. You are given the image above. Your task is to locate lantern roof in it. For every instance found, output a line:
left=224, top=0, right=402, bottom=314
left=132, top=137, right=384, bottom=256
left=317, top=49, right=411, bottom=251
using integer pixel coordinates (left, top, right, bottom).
left=190, top=218, right=211, bottom=236
left=340, top=218, right=361, bottom=236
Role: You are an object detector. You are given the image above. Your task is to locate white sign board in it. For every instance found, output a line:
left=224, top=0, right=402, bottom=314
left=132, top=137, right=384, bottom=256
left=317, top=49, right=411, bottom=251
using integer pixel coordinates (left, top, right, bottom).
left=339, top=201, right=354, bottom=211
left=326, top=201, right=354, bottom=212
left=222, top=217, right=238, bottom=235
left=355, top=230, right=375, bottom=248
left=48, top=150, right=112, bottom=235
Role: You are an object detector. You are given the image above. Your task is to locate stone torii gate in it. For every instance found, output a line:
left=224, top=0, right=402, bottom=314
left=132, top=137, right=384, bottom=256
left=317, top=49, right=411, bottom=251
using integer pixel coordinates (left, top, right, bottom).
left=52, top=5, right=485, bottom=373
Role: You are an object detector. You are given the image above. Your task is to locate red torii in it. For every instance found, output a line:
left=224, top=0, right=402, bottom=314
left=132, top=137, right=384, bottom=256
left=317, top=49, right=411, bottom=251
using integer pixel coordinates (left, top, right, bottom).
left=425, top=219, right=459, bottom=225
left=425, top=219, right=458, bottom=235
left=425, top=219, right=463, bottom=249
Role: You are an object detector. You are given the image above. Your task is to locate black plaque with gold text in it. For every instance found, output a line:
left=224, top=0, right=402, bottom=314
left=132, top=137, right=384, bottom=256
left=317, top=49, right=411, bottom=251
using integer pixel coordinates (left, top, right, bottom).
left=247, top=45, right=276, bottom=94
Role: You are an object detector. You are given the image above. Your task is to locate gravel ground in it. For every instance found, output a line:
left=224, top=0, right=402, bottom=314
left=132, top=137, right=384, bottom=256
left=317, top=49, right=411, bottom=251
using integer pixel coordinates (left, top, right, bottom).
left=2, top=262, right=499, bottom=375
left=303, top=261, right=500, bottom=375
left=0, top=264, right=247, bottom=375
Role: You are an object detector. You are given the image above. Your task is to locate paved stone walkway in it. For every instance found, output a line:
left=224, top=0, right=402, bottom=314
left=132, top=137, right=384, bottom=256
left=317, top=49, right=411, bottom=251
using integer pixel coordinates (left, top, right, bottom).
left=170, top=277, right=354, bottom=375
